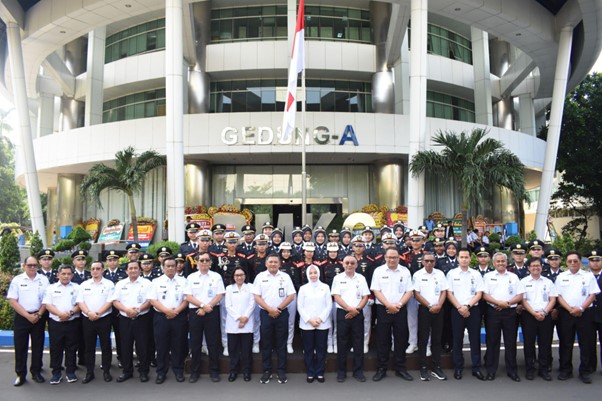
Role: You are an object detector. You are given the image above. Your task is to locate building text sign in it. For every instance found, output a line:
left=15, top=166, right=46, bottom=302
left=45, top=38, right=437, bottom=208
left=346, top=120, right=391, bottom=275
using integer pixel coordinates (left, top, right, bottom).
left=221, top=125, right=359, bottom=146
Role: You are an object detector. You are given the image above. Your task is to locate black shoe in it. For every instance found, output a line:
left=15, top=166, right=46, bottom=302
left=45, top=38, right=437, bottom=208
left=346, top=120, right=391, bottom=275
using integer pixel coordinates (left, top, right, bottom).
left=558, top=372, right=573, bottom=381
left=431, top=367, right=447, bottom=381
left=243, top=373, right=251, bottom=382
left=306, top=376, right=314, bottom=383
left=155, top=374, right=166, bottom=384
left=372, top=369, right=386, bottom=382
left=472, top=371, right=486, bottom=381
left=316, top=376, right=325, bottom=383
left=539, top=371, right=552, bottom=381
left=13, top=376, right=26, bottom=387
left=507, top=373, right=520, bottom=382
left=189, top=373, right=200, bottom=383
left=82, top=373, right=95, bottom=384
left=454, top=370, right=462, bottom=380
left=31, top=373, right=45, bottom=383
left=140, top=373, right=149, bottom=383
left=395, top=369, right=414, bottom=381
left=525, top=371, right=535, bottom=381
left=229, top=373, right=238, bottom=382
left=116, top=374, right=132, bottom=383
left=579, top=374, right=592, bottom=384
left=175, top=374, right=185, bottom=382
left=420, top=368, right=430, bottom=381
left=486, top=373, right=495, bottom=381
left=103, top=372, right=113, bottom=382
left=150, top=360, right=157, bottom=368
left=336, top=375, right=346, bottom=383
left=134, top=361, right=140, bottom=368
left=260, top=371, right=272, bottom=384
left=211, top=375, right=221, bottom=383
left=353, top=373, right=366, bottom=382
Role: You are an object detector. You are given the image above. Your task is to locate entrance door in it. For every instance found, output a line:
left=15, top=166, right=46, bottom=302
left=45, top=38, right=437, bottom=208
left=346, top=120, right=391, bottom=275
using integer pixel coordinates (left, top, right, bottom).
left=273, top=204, right=303, bottom=227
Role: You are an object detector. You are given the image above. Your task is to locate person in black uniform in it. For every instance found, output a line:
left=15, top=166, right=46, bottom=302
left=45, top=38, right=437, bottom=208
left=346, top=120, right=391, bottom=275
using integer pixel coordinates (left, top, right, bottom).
left=71, top=250, right=90, bottom=367
left=541, top=248, right=563, bottom=373
left=156, top=246, right=172, bottom=270
left=209, top=224, right=227, bottom=253
left=261, top=221, right=274, bottom=237
left=183, top=229, right=213, bottom=277
left=179, top=223, right=200, bottom=255
left=291, top=227, right=304, bottom=257
left=237, top=225, right=256, bottom=256
left=437, top=239, right=459, bottom=273
left=328, top=229, right=341, bottom=247
left=588, top=250, right=602, bottom=373
left=120, top=243, right=142, bottom=270
left=139, top=252, right=159, bottom=367
left=508, top=243, right=528, bottom=277
left=313, top=226, right=328, bottom=259
left=528, top=239, right=550, bottom=270
left=339, top=227, right=353, bottom=257
left=270, top=228, right=284, bottom=253
left=7, top=256, right=49, bottom=386
left=37, top=249, right=57, bottom=283
left=102, top=250, right=127, bottom=368
left=474, top=247, right=493, bottom=331
left=302, top=224, right=313, bottom=242
left=424, top=223, right=447, bottom=252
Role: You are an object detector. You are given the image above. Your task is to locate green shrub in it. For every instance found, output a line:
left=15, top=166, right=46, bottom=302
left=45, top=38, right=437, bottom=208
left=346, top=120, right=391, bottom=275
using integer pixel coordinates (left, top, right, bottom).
left=53, top=239, right=75, bottom=252
left=488, top=233, right=501, bottom=243
left=147, top=241, right=180, bottom=258
left=68, top=226, right=92, bottom=244
left=0, top=233, right=20, bottom=273
left=504, top=235, right=524, bottom=250
left=29, top=231, right=44, bottom=257
left=0, top=271, right=14, bottom=329
left=78, top=241, right=91, bottom=251
left=489, top=242, right=502, bottom=253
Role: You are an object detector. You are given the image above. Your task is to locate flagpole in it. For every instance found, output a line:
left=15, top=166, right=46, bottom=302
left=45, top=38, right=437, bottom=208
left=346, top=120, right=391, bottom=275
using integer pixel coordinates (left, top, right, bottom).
left=301, top=64, right=307, bottom=226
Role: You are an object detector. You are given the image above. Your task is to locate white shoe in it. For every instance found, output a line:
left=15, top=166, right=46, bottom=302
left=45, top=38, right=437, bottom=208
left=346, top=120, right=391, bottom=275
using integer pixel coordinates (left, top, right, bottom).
left=252, top=344, right=260, bottom=354
left=287, top=344, right=294, bottom=354
left=327, top=345, right=334, bottom=353
left=405, top=344, right=418, bottom=354
left=223, top=348, right=229, bottom=357
left=201, top=346, right=208, bottom=355
left=426, top=346, right=432, bottom=357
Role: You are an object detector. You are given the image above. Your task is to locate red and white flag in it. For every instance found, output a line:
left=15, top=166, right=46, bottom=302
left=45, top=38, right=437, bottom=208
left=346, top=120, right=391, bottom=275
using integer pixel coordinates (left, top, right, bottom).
left=281, top=0, right=305, bottom=142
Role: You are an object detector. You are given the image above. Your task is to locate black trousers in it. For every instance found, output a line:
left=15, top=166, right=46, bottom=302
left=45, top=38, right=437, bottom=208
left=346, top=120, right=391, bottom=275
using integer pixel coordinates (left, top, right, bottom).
left=485, top=306, right=517, bottom=375
left=558, top=308, right=595, bottom=376
left=82, top=315, right=112, bottom=374
left=375, top=304, right=408, bottom=371
left=592, top=319, right=602, bottom=372
left=521, top=312, right=553, bottom=373
left=154, top=311, right=188, bottom=376
left=109, top=308, right=122, bottom=361
left=418, top=305, right=444, bottom=368
left=75, top=316, right=86, bottom=364
left=13, top=313, right=45, bottom=378
left=301, top=329, right=328, bottom=377
left=119, top=312, right=152, bottom=375
left=441, top=300, right=453, bottom=350
left=336, top=308, right=364, bottom=377
left=189, top=307, right=221, bottom=376
left=48, top=319, right=79, bottom=375
left=451, top=306, right=482, bottom=372
left=259, top=308, right=289, bottom=375
left=227, top=333, right=253, bottom=375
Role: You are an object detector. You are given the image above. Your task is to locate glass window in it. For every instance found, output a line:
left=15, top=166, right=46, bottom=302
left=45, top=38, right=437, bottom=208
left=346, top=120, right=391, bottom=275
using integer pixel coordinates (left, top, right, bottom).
left=105, top=18, right=166, bottom=63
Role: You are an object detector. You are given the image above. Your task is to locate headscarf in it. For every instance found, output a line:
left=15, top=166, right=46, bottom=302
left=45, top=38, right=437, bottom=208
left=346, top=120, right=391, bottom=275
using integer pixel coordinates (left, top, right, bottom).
left=305, top=264, right=321, bottom=288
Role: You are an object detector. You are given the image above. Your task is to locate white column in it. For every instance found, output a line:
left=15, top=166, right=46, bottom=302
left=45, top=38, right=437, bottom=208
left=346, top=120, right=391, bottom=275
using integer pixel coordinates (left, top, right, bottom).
left=166, top=0, right=186, bottom=243
left=534, top=26, right=573, bottom=239
left=6, top=22, right=47, bottom=247
left=85, top=27, right=106, bottom=126
left=37, top=91, right=55, bottom=137
left=471, top=27, right=493, bottom=125
left=518, top=94, right=537, bottom=136
left=394, top=30, right=410, bottom=114
left=407, top=0, right=428, bottom=228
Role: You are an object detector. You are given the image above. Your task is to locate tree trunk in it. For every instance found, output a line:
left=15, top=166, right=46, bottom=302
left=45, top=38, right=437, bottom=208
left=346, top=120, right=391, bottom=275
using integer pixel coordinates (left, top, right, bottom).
left=461, top=207, right=468, bottom=248
left=128, top=194, right=138, bottom=243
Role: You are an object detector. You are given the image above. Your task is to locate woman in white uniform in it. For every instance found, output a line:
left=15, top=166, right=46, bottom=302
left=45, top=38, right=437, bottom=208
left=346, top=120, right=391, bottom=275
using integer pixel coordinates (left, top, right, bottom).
left=225, top=267, right=255, bottom=382
left=297, top=265, right=332, bottom=382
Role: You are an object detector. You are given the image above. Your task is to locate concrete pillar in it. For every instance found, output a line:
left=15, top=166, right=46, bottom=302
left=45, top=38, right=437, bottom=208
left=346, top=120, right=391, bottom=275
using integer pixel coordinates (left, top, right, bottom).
left=407, top=0, right=428, bottom=228
left=166, top=0, right=186, bottom=243
left=394, top=30, right=410, bottom=115
left=37, top=92, right=55, bottom=137
left=56, top=174, right=83, bottom=229
left=189, top=1, right=211, bottom=113
left=85, top=27, right=106, bottom=126
left=374, top=161, right=403, bottom=209
left=535, top=26, right=573, bottom=238
left=184, top=162, right=211, bottom=207
left=493, top=98, right=514, bottom=130
left=371, top=1, right=394, bottom=113
left=46, top=187, right=58, bottom=245
left=59, top=96, right=84, bottom=131
left=471, top=27, right=493, bottom=125
left=6, top=22, right=47, bottom=247
left=518, top=94, right=537, bottom=136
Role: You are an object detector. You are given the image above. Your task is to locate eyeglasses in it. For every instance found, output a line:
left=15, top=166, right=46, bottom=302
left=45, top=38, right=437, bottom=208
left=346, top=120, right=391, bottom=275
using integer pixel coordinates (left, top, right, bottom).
left=423, top=260, right=436, bottom=263
left=411, top=239, right=422, bottom=242
left=141, top=261, right=153, bottom=265
left=567, top=259, right=580, bottom=264
left=25, top=264, right=39, bottom=268
left=197, top=259, right=211, bottom=263
left=91, top=267, right=103, bottom=271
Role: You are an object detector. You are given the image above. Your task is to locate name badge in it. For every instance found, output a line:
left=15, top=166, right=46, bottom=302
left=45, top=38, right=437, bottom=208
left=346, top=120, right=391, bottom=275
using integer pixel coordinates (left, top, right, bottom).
left=279, top=288, right=285, bottom=297
left=137, top=293, right=144, bottom=304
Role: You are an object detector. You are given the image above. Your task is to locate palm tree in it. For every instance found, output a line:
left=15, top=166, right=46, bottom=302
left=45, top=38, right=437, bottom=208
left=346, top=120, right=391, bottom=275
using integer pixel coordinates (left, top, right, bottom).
left=409, top=128, right=527, bottom=247
left=80, top=146, right=166, bottom=242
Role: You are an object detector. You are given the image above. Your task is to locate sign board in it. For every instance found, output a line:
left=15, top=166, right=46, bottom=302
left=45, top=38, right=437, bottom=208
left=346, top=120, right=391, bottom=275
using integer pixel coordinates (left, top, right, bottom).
left=97, top=224, right=124, bottom=244
left=127, top=224, right=156, bottom=248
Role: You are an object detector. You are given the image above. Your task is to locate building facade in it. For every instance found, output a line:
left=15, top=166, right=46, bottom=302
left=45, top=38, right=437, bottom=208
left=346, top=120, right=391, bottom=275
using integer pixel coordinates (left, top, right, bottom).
left=1, top=0, right=601, bottom=245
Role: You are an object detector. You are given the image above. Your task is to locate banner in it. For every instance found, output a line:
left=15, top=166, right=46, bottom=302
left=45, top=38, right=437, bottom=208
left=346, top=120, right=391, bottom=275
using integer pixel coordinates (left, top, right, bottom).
left=97, top=224, right=124, bottom=244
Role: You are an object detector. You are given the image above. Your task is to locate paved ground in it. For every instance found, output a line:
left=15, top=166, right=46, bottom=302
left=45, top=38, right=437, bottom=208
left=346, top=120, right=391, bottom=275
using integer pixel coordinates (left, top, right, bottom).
left=0, top=348, right=600, bottom=401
